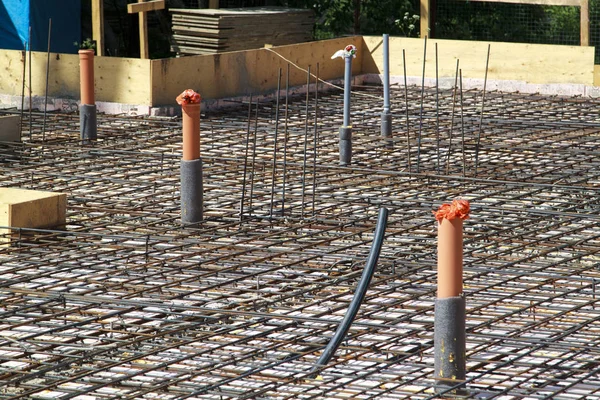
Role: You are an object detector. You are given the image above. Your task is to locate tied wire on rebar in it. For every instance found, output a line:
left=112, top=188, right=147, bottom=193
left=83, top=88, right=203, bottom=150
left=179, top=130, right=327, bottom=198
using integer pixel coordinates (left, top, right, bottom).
left=2, top=59, right=600, bottom=400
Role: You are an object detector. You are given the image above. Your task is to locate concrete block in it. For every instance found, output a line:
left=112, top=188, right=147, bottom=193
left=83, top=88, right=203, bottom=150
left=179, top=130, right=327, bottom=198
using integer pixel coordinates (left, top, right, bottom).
left=0, top=188, right=67, bottom=242
left=0, top=115, right=21, bottom=142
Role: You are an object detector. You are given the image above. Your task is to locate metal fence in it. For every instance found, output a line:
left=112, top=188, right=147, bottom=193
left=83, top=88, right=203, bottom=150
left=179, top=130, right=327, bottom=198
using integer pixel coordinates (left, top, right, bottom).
left=432, top=0, right=600, bottom=63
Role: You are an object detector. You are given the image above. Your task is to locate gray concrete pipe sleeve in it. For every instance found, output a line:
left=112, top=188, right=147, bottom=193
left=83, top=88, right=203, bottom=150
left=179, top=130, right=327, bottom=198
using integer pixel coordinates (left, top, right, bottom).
left=381, top=112, right=393, bottom=148
left=180, top=158, right=203, bottom=224
left=339, top=127, right=352, bottom=166
left=80, top=104, right=97, bottom=142
left=434, top=296, right=467, bottom=395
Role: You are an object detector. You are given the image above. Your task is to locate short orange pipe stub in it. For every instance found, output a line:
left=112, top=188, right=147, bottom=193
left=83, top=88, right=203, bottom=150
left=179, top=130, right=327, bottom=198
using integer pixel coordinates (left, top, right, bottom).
left=79, top=49, right=95, bottom=106
left=435, top=199, right=469, bottom=299
left=437, top=218, right=463, bottom=298
left=182, top=103, right=201, bottom=161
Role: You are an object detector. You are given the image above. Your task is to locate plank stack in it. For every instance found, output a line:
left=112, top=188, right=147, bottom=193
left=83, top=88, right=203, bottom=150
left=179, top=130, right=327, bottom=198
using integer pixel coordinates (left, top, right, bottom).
left=170, top=7, right=314, bottom=56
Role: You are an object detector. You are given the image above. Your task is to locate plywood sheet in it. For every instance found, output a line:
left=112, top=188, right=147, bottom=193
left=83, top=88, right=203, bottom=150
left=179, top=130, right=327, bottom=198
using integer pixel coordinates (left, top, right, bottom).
left=0, top=50, right=152, bottom=105
left=151, top=37, right=363, bottom=106
left=0, top=188, right=67, bottom=244
left=361, top=36, right=595, bottom=85
left=170, top=7, right=314, bottom=56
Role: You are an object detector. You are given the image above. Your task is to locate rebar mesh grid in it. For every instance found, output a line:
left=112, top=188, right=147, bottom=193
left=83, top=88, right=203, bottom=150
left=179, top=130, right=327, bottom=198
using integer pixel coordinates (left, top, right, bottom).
left=1, top=84, right=600, bottom=399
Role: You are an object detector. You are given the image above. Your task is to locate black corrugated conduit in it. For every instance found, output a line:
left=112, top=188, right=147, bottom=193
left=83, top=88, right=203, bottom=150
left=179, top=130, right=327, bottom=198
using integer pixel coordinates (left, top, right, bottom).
left=310, top=207, right=389, bottom=375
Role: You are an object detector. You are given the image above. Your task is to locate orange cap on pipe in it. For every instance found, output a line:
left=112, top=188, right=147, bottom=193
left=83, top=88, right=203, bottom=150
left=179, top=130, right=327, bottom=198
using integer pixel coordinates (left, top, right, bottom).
left=79, top=49, right=95, bottom=105
left=177, top=90, right=201, bottom=161
left=435, top=199, right=469, bottom=299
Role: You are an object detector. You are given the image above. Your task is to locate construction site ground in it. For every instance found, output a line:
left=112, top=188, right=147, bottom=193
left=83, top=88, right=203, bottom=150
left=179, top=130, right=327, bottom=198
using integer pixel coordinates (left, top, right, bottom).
left=1, top=83, right=600, bottom=399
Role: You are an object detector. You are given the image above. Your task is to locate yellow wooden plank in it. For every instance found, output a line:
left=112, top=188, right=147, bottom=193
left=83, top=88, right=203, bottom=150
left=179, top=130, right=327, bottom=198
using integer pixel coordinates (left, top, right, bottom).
left=594, top=65, right=600, bottom=86
left=95, top=56, right=151, bottom=103
left=420, top=0, right=429, bottom=38
left=461, top=0, right=580, bottom=5
left=0, top=50, right=152, bottom=105
left=0, top=188, right=67, bottom=243
left=150, top=37, right=363, bottom=106
left=361, top=36, right=594, bottom=85
left=580, top=0, right=589, bottom=46
left=92, top=0, right=104, bottom=56
left=139, top=13, right=149, bottom=58
left=127, top=0, right=165, bottom=14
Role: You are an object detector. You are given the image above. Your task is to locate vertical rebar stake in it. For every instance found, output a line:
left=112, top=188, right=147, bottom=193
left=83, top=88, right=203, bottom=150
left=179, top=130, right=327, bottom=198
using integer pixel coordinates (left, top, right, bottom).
left=269, top=69, right=282, bottom=219
left=20, top=41, right=27, bottom=141
left=248, top=97, right=259, bottom=218
left=474, top=44, right=491, bottom=176
left=301, top=66, right=311, bottom=219
left=435, top=42, right=440, bottom=175
left=43, top=18, right=52, bottom=142
left=416, top=36, right=427, bottom=173
left=459, top=69, right=466, bottom=177
left=28, top=26, right=32, bottom=140
left=312, top=63, right=319, bottom=217
left=446, top=59, right=460, bottom=175
left=403, top=49, right=411, bottom=175
left=239, top=94, right=253, bottom=222
left=282, top=65, right=290, bottom=217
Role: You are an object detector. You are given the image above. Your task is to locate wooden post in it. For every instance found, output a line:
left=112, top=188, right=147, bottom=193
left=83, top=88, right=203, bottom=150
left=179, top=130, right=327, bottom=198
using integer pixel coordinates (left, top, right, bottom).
left=420, top=0, right=430, bottom=38
left=580, top=0, right=589, bottom=46
left=354, top=0, right=361, bottom=34
left=92, top=0, right=104, bottom=56
left=127, top=0, right=166, bottom=59
left=208, top=0, right=219, bottom=8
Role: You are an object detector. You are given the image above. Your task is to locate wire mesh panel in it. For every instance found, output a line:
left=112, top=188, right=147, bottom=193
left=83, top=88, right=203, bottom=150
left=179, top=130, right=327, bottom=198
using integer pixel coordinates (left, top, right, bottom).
left=435, top=1, right=580, bottom=44
left=2, top=82, right=600, bottom=399
left=434, top=0, right=600, bottom=63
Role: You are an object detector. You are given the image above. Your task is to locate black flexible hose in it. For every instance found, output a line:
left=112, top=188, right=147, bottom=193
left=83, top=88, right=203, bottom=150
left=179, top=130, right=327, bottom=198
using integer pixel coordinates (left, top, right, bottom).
left=311, top=207, right=389, bottom=374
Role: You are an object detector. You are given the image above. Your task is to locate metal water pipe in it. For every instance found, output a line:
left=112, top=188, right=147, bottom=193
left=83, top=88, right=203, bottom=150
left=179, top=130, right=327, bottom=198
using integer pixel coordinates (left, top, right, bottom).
left=381, top=34, right=393, bottom=147
left=332, top=45, right=356, bottom=165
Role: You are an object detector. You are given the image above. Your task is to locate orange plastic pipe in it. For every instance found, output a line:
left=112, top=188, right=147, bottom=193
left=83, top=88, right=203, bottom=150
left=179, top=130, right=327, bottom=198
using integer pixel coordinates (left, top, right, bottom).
left=79, top=49, right=95, bottom=105
left=182, top=103, right=200, bottom=160
left=434, top=199, right=469, bottom=299
left=437, top=218, right=463, bottom=298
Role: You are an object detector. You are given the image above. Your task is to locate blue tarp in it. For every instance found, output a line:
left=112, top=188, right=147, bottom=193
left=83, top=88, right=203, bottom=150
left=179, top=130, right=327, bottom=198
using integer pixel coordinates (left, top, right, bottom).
left=0, top=0, right=81, bottom=53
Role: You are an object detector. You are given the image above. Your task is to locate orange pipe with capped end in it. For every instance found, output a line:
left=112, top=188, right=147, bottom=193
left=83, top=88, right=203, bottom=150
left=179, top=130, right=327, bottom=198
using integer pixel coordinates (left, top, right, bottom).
left=79, top=49, right=95, bottom=105
left=434, top=199, right=470, bottom=298
left=182, top=103, right=200, bottom=160
left=437, top=218, right=463, bottom=298
left=177, top=89, right=201, bottom=161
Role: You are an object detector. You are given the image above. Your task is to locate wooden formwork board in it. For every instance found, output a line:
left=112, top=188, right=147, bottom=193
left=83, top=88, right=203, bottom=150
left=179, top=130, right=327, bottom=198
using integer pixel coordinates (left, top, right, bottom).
left=151, top=37, right=363, bottom=106
left=361, top=36, right=595, bottom=86
left=0, top=50, right=151, bottom=105
left=0, top=37, right=596, bottom=109
left=0, top=188, right=67, bottom=244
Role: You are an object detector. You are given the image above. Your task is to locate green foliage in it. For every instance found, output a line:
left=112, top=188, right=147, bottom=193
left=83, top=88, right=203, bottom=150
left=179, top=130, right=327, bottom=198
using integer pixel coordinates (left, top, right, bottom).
left=395, top=11, right=420, bottom=37
left=435, top=2, right=580, bottom=46
left=74, top=38, right=97, bottom=53
left=280, top=0, right=420, bottom=39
